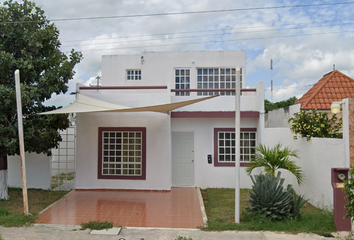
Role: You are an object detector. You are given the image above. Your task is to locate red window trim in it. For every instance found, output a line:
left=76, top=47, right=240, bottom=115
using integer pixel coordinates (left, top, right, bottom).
left=171, top=111, right=259, bottom=118
left=213, top=128, right=256, bottom=167
left=98, top=127, right=146, bottom=180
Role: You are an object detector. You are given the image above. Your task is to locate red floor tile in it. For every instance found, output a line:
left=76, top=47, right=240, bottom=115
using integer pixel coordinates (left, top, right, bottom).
left=35, top=187, right=205, bottom=229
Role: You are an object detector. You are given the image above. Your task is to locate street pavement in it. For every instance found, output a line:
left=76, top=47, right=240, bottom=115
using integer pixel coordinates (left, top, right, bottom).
left=0, top=224, right=348, bottom=240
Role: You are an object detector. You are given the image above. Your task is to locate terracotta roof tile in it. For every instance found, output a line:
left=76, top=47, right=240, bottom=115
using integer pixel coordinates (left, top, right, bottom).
left=295, top=70, right=354, bottom=110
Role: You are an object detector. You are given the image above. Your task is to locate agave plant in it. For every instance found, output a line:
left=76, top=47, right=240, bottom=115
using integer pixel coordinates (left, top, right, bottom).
left=246, top=143, right=304, bottom=185
left=246, top=172, right=294, bottom=220
left=291, top=194, right=308, bottom=218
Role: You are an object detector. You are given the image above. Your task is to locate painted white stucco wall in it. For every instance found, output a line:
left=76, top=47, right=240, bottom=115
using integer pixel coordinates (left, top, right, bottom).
left=8, top=153, right=51, bottom=190
left=172, top=81, right=265, bottom=113
left=171, top=118, right=262, bottom=189
left=102, top=51, right=247, bottom=89
left=75, top=111, right=172, bottom=190
left=263, top=128, right=347, bottom=210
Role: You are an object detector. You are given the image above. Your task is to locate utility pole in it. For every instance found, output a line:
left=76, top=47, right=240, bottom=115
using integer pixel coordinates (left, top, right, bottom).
left=15, top=70, right=29, bottom=215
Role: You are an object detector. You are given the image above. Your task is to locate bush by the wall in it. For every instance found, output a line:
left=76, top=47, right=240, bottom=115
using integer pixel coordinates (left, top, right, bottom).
left=288, top=110, right=342, bottom=141
left=343, top=166, right=354, bottom=220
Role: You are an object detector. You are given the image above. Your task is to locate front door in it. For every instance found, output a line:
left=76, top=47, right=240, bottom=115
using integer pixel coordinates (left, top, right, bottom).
left=172, top=132, right=194, bottom=186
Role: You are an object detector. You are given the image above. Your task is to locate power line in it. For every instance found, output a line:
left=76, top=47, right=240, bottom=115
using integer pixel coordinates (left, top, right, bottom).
left=1, top=2, right=354, bottom=24
left=61, top=18, right=354, bottom=43
left=265, top=84, right=314, bottom=91
left=61, top=21, right=354, bottom=48
left=48, top=2, right=354, bottom=22
left=68, top=29, right=354, bottom=53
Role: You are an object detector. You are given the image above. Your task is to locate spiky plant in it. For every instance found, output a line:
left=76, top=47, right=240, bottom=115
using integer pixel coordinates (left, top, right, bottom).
left=291, top=194, right=308, bottom=218
left=246, top=172, right=294, bottom=220
left=246, top=143, right=304, bottom=185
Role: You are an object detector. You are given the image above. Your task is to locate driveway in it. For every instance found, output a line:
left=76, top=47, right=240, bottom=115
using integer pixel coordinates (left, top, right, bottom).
left=35, top=187, right=205, bottom=228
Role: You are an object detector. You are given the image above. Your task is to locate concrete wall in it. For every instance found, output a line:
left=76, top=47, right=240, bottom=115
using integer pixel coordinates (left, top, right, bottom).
left=102, top=51, right=247, bottom=89
left=8, top=153, right=51, bottom=190
left=263, top=128, right=347, bottom=210
left=75, top=111, right=172, bottom=190
left=265, top=104, right=301, bottom=128
left=171, top=118, right=261, bottom=189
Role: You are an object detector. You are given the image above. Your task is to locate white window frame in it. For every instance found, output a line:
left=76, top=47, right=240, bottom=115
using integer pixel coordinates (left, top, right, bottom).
left=214, top=128, right=256, bottom=167
left=126, top=69, right=141, bottom=81
left=197, top=67, right=243, bottom=95
left=98, top=127, right=146, bottom=180
left=174, top=68, right=191, bottom=96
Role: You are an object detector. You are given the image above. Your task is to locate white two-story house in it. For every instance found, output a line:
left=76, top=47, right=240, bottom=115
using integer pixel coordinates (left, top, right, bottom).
left=72, top=51, right=264, bottom=190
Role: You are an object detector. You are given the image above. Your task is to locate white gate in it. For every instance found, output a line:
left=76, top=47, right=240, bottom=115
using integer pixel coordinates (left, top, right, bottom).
left=51, top=127, right=76, bottom=190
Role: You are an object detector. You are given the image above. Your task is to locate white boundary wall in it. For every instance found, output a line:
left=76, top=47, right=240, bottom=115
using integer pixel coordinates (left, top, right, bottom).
left=8, top=153, right=51, bottom=190
left=263, top=128, right=348, bottom=210
left=265, top=104, right=301, bottom=128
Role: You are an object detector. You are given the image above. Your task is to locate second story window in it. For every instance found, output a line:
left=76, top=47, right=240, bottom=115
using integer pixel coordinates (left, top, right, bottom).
left=197, top=68, right=243, bottom=96
left=175, top=68, right=190, bottom=96
left=126, top=69, right=141, bottom=80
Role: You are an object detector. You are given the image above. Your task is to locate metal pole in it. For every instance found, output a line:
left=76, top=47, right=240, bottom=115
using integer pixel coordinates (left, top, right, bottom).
left=14, top=70, right=29, bottom=215
left=235, top=67, right=241, bottom=223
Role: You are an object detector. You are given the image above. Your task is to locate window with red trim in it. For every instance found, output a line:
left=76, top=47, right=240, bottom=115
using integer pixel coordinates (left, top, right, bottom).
left=214, top=128, right=256, bottom=167
left=98, top=127, right=146, bottom=180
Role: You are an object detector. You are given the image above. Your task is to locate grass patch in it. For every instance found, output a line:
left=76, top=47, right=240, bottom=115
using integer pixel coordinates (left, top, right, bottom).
left=201, top=188, right=336, bottom=236
left=80, top=220, right=113, bottom=230
left=51, top=172, right=75, bottom=189
left=0, top=188, right=69, bottom=227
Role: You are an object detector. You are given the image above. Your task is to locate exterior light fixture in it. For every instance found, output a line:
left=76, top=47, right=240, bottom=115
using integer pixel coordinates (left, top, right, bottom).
left=331, top=101, right=344, bottom=114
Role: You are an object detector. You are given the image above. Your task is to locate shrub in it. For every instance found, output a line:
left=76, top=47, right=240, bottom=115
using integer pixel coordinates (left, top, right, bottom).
left=288, top=110, right=342, bottom=141
left=343, top=165, right=354, bottom=220
left=247, top=172, right=307, bottom=220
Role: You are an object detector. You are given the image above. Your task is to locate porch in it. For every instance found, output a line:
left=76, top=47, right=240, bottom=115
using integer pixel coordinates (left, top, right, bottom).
left=35, top=187, right=205, bottom=229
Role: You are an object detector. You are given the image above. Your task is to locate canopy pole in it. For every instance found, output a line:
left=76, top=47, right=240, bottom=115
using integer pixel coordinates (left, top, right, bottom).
left=235, top=67, right=241, bottom=224
left=15, top=70, right=29, bottom=215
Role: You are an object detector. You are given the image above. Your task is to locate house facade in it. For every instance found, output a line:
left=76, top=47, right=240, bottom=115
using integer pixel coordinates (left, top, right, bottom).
left=74, top=51, right=265, bottom=190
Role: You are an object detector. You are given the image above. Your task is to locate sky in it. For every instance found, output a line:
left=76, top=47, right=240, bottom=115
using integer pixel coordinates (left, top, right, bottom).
left=26, top=0, right=354, bottom=106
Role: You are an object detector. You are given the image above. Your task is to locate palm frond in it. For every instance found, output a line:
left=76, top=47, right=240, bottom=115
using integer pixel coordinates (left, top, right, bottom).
left=245, top=143, right=304, bottom=185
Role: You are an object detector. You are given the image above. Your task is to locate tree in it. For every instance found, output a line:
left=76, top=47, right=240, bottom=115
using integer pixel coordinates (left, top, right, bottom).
left=245, top=143, right=304, bottom=185
left=265, top=96, right=298, bottom=112
left=0, top=0, right=82, bottom=199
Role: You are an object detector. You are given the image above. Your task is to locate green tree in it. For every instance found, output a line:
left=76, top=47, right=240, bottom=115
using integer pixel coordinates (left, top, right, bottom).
left=265, top=96, right=298, bottom=112
left=0, top=0, right=82, bottom=199
left=246, top=143, right=304, bottom=185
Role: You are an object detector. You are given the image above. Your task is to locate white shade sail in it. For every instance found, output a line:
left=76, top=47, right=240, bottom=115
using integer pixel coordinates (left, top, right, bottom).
left=40, top=93, right=217, bottom=115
